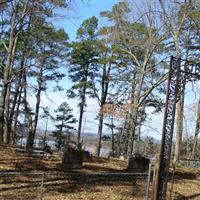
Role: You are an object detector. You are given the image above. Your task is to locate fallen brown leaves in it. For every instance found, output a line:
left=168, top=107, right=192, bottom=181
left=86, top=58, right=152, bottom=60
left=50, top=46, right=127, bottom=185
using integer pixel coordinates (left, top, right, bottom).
left=1, top=144, right=200, bottom=200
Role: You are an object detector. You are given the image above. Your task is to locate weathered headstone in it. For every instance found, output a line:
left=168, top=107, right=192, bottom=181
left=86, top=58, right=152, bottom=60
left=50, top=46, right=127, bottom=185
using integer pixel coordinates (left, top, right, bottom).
left=62, top=145, right=83, bottom=171
left=82, top=150, right=91, bottom=162
left=127, top=156, right=150, bottom=172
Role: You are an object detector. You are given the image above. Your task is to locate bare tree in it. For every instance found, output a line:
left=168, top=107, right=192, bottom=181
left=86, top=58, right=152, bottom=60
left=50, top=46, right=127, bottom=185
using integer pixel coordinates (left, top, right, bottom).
left=101, top=1, right=168, bottom=158
left=159, top=0, right=198, bottom=163
left=191, top=99, right=200, bottom=159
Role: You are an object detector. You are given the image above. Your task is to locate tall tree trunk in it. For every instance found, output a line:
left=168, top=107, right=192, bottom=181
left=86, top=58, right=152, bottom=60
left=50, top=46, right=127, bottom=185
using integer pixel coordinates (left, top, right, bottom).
left=12, top=83, right=23, bottom=144
left=76, top=62, right=90, bottom=147
left=116, top=131, right=121, bottom=156
left=96, top=62, right=111, bottom=156
left=190, top=99, right=200, bottom=159
left=1, top=6, right=17, bottom=143
left=96, top=106, right=104, bottom=156
left=23, top=70, right=33, bottom=150
left=0, top=4, right=4, bottom=140
left=8, top=57, right=25, bottom=143
left=173, top=38, right=189, bottom=163
left=133, top=115, right=142, bottom=155
left=23, top=72, right=34, bottom=151
left=33, top=83, right=42, bottom=140
left=111, top=117, right=115, bottom=156
left=77, top=89, right=86, bottom=146
left=26, top=65, right=43, bottom=151
left=3, top=84, right=11, bottom=144
left=173, top=90, right=185, bottom=163
left=13, top=66, right=26, bottom=144
left=43, top=117, right=49, bottom=148
left=127, top=108, right=138, bottom=158
left=127, top=70, right=144, bottom=158
left=58, top=121, right=63, bottom=150
left=9, top=15, right=31, bottom=143
left=0, top=97, right=3, bottom=142
left=3, top=36, right=18, bottom=143
left=120, top=112, right=130, bottom=156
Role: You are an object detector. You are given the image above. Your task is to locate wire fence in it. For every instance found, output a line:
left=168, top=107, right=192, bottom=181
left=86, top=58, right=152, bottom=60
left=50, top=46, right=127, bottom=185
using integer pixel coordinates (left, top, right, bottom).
left=163, top=159, right=200, bottom=200
left=179, top=159, right=200, bottom=168
left=3, top=160, right=200, bottom=200
left=166, top=171, right=200, bottom=200
left=0, top=172, right=44, bottom=200
left=0, top=165, right=152, bottom=200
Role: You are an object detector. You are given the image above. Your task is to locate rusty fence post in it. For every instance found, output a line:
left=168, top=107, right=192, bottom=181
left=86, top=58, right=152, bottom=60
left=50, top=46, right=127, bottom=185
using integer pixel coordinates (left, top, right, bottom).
left=151, top=56, right=181, bottom=200
left=40, top=172, right=45, bottom=200
left=145, top=161, right=152, bottom=200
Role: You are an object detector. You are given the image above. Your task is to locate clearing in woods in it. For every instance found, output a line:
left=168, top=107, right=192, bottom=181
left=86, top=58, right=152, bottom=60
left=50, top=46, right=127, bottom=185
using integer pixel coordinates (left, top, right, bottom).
left=0, top=144, right=200, bottom=200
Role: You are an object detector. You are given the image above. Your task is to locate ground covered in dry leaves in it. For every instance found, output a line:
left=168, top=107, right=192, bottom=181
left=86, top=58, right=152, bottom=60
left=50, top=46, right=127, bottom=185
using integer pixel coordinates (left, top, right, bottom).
left=0, top=144, right=200, bottom=200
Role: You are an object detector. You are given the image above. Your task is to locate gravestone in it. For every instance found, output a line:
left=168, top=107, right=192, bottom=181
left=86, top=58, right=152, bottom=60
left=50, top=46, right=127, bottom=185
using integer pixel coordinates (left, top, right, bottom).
left=127, top=156, right=150, bottom=172
left=62, top=144, right=83, bottom=171
left=82, top=150, right=91, bottom=162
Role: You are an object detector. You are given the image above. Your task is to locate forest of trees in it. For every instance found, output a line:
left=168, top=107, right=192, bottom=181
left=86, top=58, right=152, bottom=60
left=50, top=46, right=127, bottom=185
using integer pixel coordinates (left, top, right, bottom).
left=0, top=0, right=199, bottom=162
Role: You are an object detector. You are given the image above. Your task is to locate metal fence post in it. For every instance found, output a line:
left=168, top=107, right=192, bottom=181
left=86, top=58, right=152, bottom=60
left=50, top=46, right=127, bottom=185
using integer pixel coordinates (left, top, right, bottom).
left=40, top=172, right=44, bottom=200
left=145, top=162, right=152, bottom=200
left=151, top=57, right=181, bottom=200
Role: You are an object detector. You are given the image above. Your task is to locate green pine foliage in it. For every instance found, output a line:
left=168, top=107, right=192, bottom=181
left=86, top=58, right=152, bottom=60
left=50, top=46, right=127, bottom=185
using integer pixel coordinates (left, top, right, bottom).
left=52, top=102, right=77, bottom=150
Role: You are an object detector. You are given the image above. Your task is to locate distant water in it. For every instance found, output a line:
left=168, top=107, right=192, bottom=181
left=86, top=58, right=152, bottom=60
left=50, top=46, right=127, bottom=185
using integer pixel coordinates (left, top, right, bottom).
left=18, top=138, right=111, bottom=157
left=17, top=138, right=56, bottom=149
left=83, top=145, right=111, bottom=157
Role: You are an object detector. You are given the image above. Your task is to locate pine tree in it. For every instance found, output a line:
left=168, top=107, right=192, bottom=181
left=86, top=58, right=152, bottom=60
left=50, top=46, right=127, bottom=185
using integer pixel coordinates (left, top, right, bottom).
left=0, top=0, right=69, bottom=144
left=67, top=16, right=100, bottom=145
left=52, top=102, right=77, bottom=150
left=26, top=26, right=69, bottom=151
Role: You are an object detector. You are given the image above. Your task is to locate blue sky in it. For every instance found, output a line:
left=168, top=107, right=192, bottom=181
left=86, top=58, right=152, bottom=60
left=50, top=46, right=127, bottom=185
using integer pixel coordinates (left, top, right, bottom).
left=36, top=0, right=121, bottom=136
left=54, top=0, right=120, bottom=41
left=35, top=0, right=199, bottom=141
left=46, top=0, right=165, bottom=138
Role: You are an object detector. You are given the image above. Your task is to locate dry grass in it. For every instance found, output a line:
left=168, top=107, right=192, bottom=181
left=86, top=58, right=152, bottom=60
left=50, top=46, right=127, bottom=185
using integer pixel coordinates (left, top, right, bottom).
left=1, top=144, right=200, bottom=200
left=0, top=144, right=145, bottom=200
left=166, top=167, right=200, bottom=200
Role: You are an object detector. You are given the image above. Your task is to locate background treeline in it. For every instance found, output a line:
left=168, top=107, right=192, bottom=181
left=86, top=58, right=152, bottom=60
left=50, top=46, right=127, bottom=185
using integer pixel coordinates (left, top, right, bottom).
left=0, top=0, right=200, bottom=161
